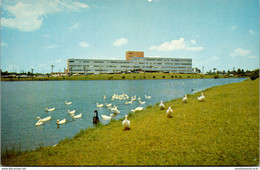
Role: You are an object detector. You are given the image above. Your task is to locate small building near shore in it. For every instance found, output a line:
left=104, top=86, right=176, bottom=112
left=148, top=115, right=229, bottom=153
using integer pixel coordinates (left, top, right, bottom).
left=51, top=72, right=65, bottom=77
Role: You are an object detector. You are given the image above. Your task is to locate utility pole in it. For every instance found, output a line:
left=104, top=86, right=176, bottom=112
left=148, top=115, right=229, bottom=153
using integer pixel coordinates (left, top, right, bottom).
left=83, top=65, right=86, bottom=75
left=51, top=65, right=54, bottom=73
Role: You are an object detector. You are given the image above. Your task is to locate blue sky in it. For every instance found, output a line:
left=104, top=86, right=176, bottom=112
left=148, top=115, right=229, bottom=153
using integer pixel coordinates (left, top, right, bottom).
left=1, top=0, right=259, bottom=73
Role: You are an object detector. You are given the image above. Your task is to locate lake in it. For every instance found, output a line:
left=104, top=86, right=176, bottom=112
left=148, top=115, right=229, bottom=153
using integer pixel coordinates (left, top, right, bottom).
left=1, top=78, right=246, bottom=151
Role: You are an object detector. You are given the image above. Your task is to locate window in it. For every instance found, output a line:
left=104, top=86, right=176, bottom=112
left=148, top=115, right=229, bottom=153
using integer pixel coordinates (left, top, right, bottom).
left=94, top=61, right=104, bottom=63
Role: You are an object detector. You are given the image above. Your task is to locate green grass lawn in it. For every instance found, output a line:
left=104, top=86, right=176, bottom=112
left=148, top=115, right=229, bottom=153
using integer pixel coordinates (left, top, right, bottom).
left=1, top=79, right=259, bottom=166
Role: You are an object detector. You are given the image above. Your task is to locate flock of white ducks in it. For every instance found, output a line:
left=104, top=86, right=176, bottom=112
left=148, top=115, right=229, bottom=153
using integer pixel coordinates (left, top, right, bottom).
left=97, top=93, right=151, bottom=117
left=35, top=100, right=81, bottom=126
left=36, top=91, right=205, bottom=130
left=163, top=92, right=205, bottom=119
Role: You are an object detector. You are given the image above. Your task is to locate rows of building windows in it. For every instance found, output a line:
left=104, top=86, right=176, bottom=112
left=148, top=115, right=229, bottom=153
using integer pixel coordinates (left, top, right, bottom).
left=68, top=57, right=192, bottom=74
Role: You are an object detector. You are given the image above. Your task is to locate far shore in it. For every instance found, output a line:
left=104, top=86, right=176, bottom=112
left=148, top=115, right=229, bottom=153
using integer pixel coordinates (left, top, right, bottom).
left=1, top=73, right=243, bottom=81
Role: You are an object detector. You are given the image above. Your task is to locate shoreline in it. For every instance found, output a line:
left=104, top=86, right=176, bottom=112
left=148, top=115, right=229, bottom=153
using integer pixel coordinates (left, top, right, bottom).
left=1, top=73, right=244, bottom=81
left=1, top=78, right=258, bottom=166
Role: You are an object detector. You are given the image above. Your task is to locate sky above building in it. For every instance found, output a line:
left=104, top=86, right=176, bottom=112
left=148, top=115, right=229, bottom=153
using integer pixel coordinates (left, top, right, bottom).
left=1, top=0, right=259, bottom=73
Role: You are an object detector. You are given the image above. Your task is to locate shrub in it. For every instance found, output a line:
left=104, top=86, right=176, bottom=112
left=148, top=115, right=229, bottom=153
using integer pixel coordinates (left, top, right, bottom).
left=214, top=74, right=219, bottom=79
left=250, top=69, right=259, bottom=80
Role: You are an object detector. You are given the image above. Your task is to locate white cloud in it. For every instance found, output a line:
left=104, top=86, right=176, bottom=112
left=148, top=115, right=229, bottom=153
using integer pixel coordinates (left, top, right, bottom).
left=230, top=48, right=250, bottom=57
left=69, top=22, right=79, bottom=32
left=1, top=42, right=8, bottom=47
left=49, top=59, right=63, bottom=64
left=1, top=0, right=88, bottom=32
left=46, top=45, right=58, bottom=49
left=113, top=38, right=128, bottom=47
left=186, top=46, right=204, bottom=51
left=209, top=56, right=219, bottom=61
left=248, top=56, right=258, bottom=59
left=79, top=41, right=89, bottom=48
left=231, top=26, right=236, bottom=30
left=249, top=29, right=255, bottom=35
left=150, top=38, right=203, bottom=51
left=147, top=0, right=160, bottom=2
left=190, top=39, right=196, bottom=45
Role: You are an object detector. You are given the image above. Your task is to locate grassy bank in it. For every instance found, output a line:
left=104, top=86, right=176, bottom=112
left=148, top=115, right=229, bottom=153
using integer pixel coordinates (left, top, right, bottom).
left=1, top=79, right=259, bottom=166
left=1, top=73, right=229, bottom=81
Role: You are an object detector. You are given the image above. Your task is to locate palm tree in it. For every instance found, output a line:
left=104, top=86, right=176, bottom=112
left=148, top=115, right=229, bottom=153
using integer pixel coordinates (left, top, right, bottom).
left=213, top=68, right=217, bottom=73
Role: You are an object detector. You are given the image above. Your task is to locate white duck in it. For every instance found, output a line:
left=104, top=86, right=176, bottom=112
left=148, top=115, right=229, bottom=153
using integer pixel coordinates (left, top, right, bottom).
left=122, top=115, right=130, bottom=130
left=35, top=121, right=43, bottom=126
left=36, top=116, right=51, bottom=122
left=145, top=95, right=152, bottom=99
left=159, top=100, right=165, bottom=109
left=65, top=101, right=72, bottom=105
left=128, top=100, right=133, bottom=104
left=105, top=103, right=112, bottom=107
left=135, top=107, right=144, bottom=111
left=71, top=113, right=82, bottom=119
left=131, top=109, right=136, bottom=113
left=166, top=107, right=173, bottom=118
left=113, top=108, right=120, bottom=114
left=139, top=100, right=146, bottom=105
left=198, top=92, right=205, bottom=102
left=182, top=94, right=188, bottom=103
left=110, top=106, right=118, bottom=111
left=101, top=114, right=114, bottom=120
left=56, top=119, right=66, bottom=125
left=96, top=103, right=104, bottom=107
left=68, top=110, right=76, bottom=114
left=103, top=95, right=107, bottom=99
left=45, top=108, right=55, bottom=112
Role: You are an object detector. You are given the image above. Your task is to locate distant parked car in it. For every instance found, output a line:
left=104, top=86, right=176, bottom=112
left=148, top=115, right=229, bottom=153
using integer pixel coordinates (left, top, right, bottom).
left=84, top=73, right=93, bottom=75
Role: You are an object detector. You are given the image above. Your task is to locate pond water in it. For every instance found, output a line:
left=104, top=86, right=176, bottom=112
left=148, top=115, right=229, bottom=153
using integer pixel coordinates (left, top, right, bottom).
left=1, top=78, right=246, bottom=151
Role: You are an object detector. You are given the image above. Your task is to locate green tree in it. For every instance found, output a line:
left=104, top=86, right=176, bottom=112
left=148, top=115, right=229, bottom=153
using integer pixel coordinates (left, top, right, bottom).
left=250, top=69, right=259, bottom=80
left=237, top=68, right=241, bottom=74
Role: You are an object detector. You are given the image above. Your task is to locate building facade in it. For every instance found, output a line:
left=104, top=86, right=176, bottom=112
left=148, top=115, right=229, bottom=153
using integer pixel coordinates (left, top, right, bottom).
left=126, top=51, right=144, bottom=60
left=67, top=52, right=192, bottom=74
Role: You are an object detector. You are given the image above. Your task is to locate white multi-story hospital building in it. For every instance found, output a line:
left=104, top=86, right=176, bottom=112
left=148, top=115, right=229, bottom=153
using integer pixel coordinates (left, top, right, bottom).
left=67, top=51, right=192, bottom=74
